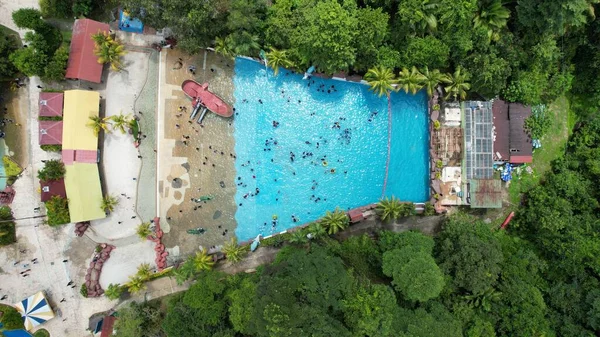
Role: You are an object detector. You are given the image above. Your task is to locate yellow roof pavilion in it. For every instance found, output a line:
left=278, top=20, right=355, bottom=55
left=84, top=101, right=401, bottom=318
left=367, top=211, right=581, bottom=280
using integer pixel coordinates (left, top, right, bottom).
left=64, top=163, right=105, bottom=222
left=62, top=90, right=99, bottom=151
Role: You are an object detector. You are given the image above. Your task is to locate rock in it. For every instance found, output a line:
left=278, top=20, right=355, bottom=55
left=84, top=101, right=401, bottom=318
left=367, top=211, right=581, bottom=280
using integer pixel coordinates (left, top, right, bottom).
left=161, top=251, right=169, bottom=257
left=85, top=274, right=90, bottom=281
left=101, top=243, right=107, bottom=249
left=85, top=280, right=91, bottom=288
left=94, top=263, right=102, bottom=271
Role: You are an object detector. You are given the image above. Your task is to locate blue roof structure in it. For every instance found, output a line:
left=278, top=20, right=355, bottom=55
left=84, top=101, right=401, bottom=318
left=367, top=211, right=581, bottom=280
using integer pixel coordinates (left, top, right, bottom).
left=119, top=10, right=144, bottom=33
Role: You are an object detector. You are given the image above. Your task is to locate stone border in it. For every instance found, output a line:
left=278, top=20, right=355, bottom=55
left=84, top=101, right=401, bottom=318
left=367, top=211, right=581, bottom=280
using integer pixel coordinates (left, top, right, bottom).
left=85, top=244, right=115, bottom=297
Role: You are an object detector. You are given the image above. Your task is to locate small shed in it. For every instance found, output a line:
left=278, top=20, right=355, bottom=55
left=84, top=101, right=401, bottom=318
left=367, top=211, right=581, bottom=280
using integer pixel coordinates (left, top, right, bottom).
left=39, top=121, right=63, bottom=145
left=38, top=92, right=64, bottom=117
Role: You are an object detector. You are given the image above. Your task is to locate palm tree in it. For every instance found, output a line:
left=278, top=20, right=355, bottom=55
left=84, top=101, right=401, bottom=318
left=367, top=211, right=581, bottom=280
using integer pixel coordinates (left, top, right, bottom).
left=308, top=222, right=327, bottom=239
left=173, top=259, right=195, bottom=285
left=320, top=208, right=349, bottom=235
left=193, top=249, right=214, bottom=272
left=105, top=283, right=123, bottom=300
left=231, top=31, right=261, bottom=57
left=91, top=31, right=112, bottom=47
left=402, top=0, right=440, bottom=34
left=365, top=66, right=397, bottom=98
left=136, top=222, right=152, bottom=240
left=397, top=66, right=425, bottom=94
left=222, top=237, right=247, bottom=263
left=474, top=0, right=510, bottom=42
left=214, top=36, right=235, bottom=59
left=376, top=196, right=402, bottom=222
left=136, top=263, right=153, bottom=280
left=442, top=66, right=471, bottom=101
left=127, top=275, right=146, bottom=294
left=420, top=66, right=444, bottom=97
left=86, top=115, right=111, bottom=136
left=289, top=230, right=308, bottom=245
left=100, top=194, right=118, bottom=213
left=110, top=112, right=131, bottom=134
left=94, top=38, right=126, bottom=71
left=265, top=47, right=295, bottom=76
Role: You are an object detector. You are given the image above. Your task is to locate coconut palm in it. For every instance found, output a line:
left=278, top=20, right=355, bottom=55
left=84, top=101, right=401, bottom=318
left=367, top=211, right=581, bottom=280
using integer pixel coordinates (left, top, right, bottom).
left=94, top=37, right=126, bottom=71
left=127, top=275, right=146, bottom=294
left=420, top=66, right=444, bottom=97
left=365, top=66, right=397, bottom=98
left=397, top=66, right=425, bottom=94
left=100, top=194, right=118, bottom=213
left=110, top=112, right=132, bottom=134
left=173, top=259, right=195, bottom=285
left=91, top=31, right=112, bottom=47
left=464, top=288, right=502, bottom=312
left=376, top=196, right=403, bottom=222
left=136, top=222, right=152, bottom=240
left=105, top=283, right=123, bottom=300
left=320, top=208, right=349, bottom=235
left=265, top=47, right=295, bottom=76
left=308, top=222, right=327, bottom=239
left=442, top=66, right=471, bottom=101
left=289, top=230, right=308, bottom=245
left=474, top=0, right=510, bottom=42
left=193, top=249, right=214, bottom=272
left=231, top=31, right=261, bottom=57
left=214, top=36, right=235, bottom=59
left=222, top=237, right=247, bottom=263
left=136, top=263, right=153, bottom=280
left=86, top=115, right=111, bottom=136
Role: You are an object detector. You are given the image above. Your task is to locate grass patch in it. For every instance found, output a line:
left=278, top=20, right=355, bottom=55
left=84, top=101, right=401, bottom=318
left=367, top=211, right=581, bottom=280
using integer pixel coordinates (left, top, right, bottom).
left=508, top=95, right=571, bottom=205
left=33, top=329, right=50, bottom=337
left=0, top=303, right=25, bottom=331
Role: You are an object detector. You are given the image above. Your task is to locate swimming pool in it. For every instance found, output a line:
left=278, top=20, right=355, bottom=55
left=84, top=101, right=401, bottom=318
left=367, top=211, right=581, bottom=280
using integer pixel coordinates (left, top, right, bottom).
left=233, top=58, right=429, bottom=241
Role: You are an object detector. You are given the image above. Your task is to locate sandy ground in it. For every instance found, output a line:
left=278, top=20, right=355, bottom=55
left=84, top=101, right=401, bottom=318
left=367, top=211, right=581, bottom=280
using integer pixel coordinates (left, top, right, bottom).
left=0, top=0, right=39, bottom=38
left=157, top=49, right=238, bottom=256
left=98, top=240, right=156, bottom=288
left=92, top=51, right=148, bottom=240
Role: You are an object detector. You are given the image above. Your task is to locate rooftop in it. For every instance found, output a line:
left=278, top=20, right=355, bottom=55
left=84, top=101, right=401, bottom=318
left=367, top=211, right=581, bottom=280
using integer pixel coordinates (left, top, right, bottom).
left=64, top=163, right=105, bottom=222
left=39, top=92, right=64, bottom=117
left=39, top=121, right=63, bottom=145
left=65, top=19, right=109, bottom=83
left=508, top=103, right=533, bottom=163
left=40, top=178, right=67, bottom=202
left=492, top=100, right=509, bottom=161
left=464, top=101, right=494, bottom=180
left=469, top=179, right=502, bottom=208
left=62, top=90, right=99, bottom=151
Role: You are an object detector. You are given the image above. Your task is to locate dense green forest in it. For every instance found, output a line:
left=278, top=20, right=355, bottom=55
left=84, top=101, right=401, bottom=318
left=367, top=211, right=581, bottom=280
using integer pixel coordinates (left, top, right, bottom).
left=112, top=115, right=600, bottom=336
left=121, top=0, right=599, bottom=111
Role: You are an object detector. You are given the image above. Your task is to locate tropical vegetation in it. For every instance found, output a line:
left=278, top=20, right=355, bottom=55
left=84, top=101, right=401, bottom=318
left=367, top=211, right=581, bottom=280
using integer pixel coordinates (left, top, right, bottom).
left=222, top=237, right=247, bottom=263
left=92, top=32, right=126, bottom=71
left=320, top=208, right=349, bottom=234
left=100, top=195, right=118, bottom=213
left=136, top=222, right=152, bottom=240
left=105, top=283, right=124, bottom=300
left=45, top=195, right=70, bottom=226
left=110, top=113, right=132, bottom=134
left=86, top=115, right=110, bottom=136
left=0, top=206, right=16, bottom=246
left=193, top=249, right=215, bottom=272
left=37, top=159, right=65, bottom=182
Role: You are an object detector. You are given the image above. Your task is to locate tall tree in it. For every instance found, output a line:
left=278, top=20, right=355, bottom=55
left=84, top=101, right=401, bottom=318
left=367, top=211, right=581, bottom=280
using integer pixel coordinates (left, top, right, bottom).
left=397, top=66, right=425, bottom=94
left=474, top=0, right=510, bottom=42
left=365, top=66, right=397, bottom=97
left=442, top=66, right=471, bottom=101
left=420, top=66, right=444, bottom=97
left=265, top=47, right=294, bottom=75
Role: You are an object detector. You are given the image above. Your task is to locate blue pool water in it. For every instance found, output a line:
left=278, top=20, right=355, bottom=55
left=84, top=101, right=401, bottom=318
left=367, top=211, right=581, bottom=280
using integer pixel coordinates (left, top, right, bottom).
left=233, top=58, right=429, bottom=241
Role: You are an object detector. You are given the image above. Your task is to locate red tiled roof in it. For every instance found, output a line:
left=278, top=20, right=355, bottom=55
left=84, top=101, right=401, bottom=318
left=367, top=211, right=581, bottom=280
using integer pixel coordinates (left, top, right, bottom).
left=39, top=92, right=64, bottom=117
left=65, top=19, right=109, bottom=83
left=508, top=103, right=533, bottom=164
left=61, top=149, right=98, bottom=165
left=100, top=316, right=116, bottom=337
left=40, top=178, right=66, bottom=202
left=510, top=155, right=533, bottom=164
left=39, top=121, right=63, bottom=145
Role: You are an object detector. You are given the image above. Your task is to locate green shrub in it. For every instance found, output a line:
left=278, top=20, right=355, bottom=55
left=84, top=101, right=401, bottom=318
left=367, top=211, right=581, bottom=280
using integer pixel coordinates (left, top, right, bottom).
left=436, top=160, right=443, bottom=168
left=262, top=233, right=291, bottom=247
left=524, top=105, right=552, bottom=139
left=3, top=156, right=22, bottom=177
left=0, top=206, right=16, bottom=246
left=422, top=202, right=436, bottom=216
left=42, top=45, right=69, bottom=82
left=39, top=116, right=63, bottom=121
left=433, top=103, right=440, bottom=111
left=33, top=329, right=50, bottom=337
left=39, top=0, right=72, bottom=18
left=72, top=0, right=93, bottom=17
left=80, top=284, right=88, bottom=297
left=11, top=8, right=44, bottom=30
left=45, top=195, right=70, bottom=226
left=37, top=159, right=65, bottom=181
left=0, top=304, right=25, bottom=329
left=433, top=120, right=441, bottom=129
left=40, top=144, right=62, bottom=152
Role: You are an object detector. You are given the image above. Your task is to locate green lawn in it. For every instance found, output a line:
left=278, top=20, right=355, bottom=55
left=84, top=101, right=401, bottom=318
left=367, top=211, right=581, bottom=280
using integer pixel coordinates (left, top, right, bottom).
left=0, top=304, right=25, bottom=332
left=508, top=96, right=572, bottom=205
left=33, top=329, right=50, bottom=337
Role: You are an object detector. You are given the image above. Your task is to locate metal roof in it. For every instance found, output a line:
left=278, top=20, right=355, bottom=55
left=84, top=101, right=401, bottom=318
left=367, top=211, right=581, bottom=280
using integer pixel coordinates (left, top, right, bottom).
left=508, top=103, right=533, bottom=163
left=464, top=101, right=494, bottom=179
left=65, top=19, right=109, bottom=83
left=469, top=179, right=502, bottom=208
left=39, top=121, right=63, bottom=145
left=40, top=178, right=66, bottom=202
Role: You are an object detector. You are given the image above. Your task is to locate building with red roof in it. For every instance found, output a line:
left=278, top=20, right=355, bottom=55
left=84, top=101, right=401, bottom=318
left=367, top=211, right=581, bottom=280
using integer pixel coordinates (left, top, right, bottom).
left=39, top=121, right=63, bottom=145
left=492, top=100, right=533, bottom=164
left=40, top=179, right=66, bottom=202
left=65, top=19, right=109, bottom=83
left=39, top=92, right=64, bottom=117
